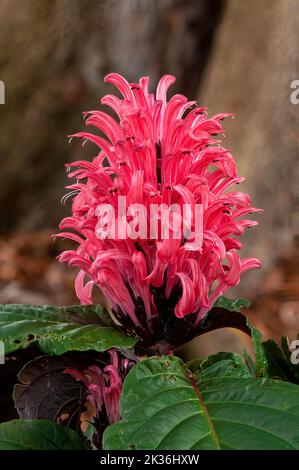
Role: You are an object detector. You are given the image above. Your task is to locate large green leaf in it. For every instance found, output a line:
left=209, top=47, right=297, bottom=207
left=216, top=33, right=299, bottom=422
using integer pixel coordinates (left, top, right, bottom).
left=0, top=419, right=87, bottom=450
left=103, top=355, right=299, bottom=450
left=0, top=304, right=137, bottom=355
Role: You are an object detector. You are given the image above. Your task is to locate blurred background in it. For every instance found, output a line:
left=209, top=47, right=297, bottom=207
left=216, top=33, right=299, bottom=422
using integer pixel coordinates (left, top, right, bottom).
left=0, top=0, right=299, bottom=356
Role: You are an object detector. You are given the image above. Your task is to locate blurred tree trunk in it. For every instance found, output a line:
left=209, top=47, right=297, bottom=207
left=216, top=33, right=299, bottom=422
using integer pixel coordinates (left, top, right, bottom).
left=198, top=0, right=299, bottom=294
left=0, top=0, right=223, bottom=231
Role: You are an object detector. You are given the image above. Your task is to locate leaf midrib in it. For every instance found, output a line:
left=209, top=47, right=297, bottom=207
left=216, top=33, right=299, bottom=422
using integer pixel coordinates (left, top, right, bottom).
left=185, top=368, right=221, bottom=450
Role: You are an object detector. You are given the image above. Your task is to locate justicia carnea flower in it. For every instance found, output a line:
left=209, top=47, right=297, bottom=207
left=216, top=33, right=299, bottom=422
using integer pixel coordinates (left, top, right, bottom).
left=65, top=349, right=134, bottom=426
left=56, top=73, right=262, bottom=348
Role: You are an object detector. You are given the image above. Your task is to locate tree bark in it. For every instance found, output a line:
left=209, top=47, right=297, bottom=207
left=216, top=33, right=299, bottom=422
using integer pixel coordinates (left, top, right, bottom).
left=0, top=0, right=223, bottom=231
left=198, top=0, right=299, bottom=293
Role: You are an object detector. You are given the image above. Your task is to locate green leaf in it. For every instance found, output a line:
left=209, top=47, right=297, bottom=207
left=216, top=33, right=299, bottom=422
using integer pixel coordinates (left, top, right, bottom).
left=0, top=419, right=88, bottom=450
left=261, top=339, right=293, bottom=381
left=0, top=303, right=112, bottom=324
left=242, top=349, right=256, bottom=375
left=208, top=296, right=268, bottom=377
left=0, top=304, right=137, bottom=355
left=104, top=355, right=299, bottom=450
left=190, top=352, right=252, bottom=380
left=249, top=323, right=268, bottom=377
left=242, top=327, right=296, bottom=380
left=213, top=296, right=251, bottom=311
left=204, top=304, right=267, bottom=378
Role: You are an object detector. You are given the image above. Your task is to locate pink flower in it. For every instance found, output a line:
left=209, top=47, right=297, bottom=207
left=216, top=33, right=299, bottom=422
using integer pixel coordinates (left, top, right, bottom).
left=56, top=73, right=261, bottom=347
left=65, top=349, right=134, bottom=425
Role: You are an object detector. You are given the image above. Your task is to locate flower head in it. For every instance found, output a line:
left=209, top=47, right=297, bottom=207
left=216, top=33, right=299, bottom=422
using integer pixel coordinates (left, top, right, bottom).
left=56, top=73, right=261, bottom=348
left=65, top=349, right=134, bottom=426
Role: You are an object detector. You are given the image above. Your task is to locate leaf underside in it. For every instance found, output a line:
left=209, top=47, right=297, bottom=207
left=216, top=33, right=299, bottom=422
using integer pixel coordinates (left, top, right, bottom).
left=13, top=354, right=90, bottom=430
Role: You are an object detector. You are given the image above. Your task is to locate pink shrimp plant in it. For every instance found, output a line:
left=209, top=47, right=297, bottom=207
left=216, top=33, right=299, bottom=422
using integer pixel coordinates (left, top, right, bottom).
left=56, top=73, right=261, bottom=352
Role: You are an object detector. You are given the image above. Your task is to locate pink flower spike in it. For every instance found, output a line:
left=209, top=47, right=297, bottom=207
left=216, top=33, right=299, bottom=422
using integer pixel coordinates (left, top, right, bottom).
left=57, top=73, right=262, bottom=348
left=65, top=350, right=136, bottom=427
